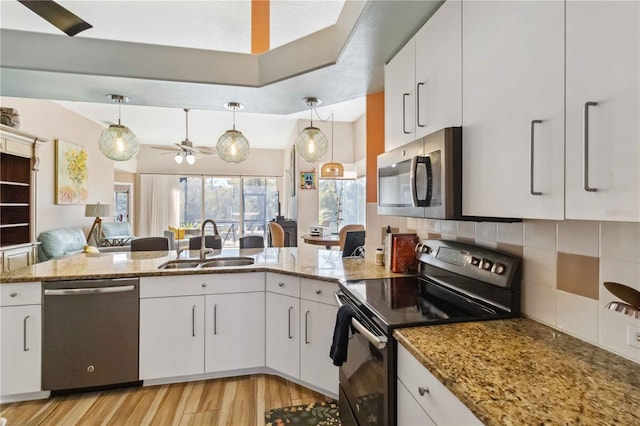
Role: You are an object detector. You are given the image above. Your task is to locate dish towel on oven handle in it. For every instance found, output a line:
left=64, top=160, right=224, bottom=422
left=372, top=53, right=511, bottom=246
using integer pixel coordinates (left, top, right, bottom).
left=330, top=304, right=356, bottom=366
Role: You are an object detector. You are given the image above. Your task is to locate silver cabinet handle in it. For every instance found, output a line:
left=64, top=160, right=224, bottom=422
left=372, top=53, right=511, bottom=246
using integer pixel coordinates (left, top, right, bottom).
left=44, top=285, right=135, bottom=296
left=402, top=93, right=411, bottom=134
left=304, top=310, right=311, bottom=344
left=23, top=315, right=30, bottom=351
left=315, top=289, right=322, bottom=295
left=201, top=283, right=207, bottom=288
left=213, top=304, right=217, bottom=335
left=530, top=119, right=543, bottom=195
left=584, top=101, right=598, bottom=192
left=278, top=282, right=284, bottom=287
left=416, top=82, right=425, bottom=128
left=10, top=292, right=17, bottom=298
left=288, top=306, right=294, bottom=339
left=418, top=386, right=429, bottom=396
left=192, top=305, right=196, bottom=337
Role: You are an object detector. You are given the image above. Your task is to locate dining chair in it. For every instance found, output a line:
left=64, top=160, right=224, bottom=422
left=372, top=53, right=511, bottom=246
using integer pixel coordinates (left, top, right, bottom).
left=239, top=235, right=265, bottom=248
left=268, top=222, right=285, bottom=247
left=188, top=235, right=222, bottom=250
left=339, top=224, right=365, bottom=251
left=130, top=237, right=169, bottom=252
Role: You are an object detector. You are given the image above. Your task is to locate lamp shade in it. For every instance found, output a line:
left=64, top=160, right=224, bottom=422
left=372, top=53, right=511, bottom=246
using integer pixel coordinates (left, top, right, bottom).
left=295, top=126, right=328, bottom=162
left=217, top=129, right=250, bottom=163
left=85, top=203, right=112, bottom=218
left=97, top=124, right=140, bottom=161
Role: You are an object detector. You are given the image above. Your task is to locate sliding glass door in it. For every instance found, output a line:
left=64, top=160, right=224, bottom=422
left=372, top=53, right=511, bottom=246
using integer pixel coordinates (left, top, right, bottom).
left=243, top=178, right=278, bottom=238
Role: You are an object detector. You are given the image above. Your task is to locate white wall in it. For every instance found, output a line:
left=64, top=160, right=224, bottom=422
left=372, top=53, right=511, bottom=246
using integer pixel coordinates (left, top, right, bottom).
left=1, top=97, right=113, bottom=236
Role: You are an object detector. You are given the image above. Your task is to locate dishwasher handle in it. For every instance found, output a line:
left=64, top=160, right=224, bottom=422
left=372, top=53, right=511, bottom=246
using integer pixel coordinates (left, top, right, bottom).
left=44, top=285, right=136, bottom=296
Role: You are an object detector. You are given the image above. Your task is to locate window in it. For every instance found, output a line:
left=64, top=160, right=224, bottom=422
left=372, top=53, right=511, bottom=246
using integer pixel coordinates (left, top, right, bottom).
left=113, top=184, right=131, bottom=222
left=318, top=177, right=366, bottom=232
left=178, top=176, right=278, bottom=247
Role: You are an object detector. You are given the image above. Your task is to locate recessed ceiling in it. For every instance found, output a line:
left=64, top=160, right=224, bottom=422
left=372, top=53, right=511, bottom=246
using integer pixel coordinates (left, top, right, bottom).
left=0, top=0, right=444, bottom=149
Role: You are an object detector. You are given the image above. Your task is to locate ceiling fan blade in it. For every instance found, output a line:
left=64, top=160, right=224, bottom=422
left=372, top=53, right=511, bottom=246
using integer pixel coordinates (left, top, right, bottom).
left=150, top=145, right=179, bottom=152
left=195, top=146, right=218, bottom=155
left=18, top=0, right=93, bottom=36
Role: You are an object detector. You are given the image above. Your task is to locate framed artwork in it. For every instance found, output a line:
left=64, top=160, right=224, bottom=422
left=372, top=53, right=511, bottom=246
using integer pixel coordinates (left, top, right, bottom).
left=55, top=139, right=88, bottom=204
left=300, top=171, right=316, bottom=190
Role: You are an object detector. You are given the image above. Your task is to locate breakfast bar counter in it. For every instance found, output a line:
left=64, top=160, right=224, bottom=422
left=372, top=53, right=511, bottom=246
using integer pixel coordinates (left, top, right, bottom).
left=394, top=318, right=640, bottom=425
left=0, top=246, right=405, bottom=283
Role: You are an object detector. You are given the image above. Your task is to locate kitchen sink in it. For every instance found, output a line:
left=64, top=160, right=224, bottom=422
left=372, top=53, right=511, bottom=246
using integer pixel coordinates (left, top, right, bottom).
left=199, top=257, right=255, bottom=268
left=158, top=257, right=255, bottom=270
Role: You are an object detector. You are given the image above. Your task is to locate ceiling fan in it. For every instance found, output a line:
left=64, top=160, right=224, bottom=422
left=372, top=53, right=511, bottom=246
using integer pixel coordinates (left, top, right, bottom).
left=149, top=109, right=218, bottom=165
left=18, top=0, right=93, bottom=36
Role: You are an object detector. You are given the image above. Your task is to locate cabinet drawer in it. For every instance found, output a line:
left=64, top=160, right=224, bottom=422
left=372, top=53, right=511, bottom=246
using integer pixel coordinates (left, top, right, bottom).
left=397, top=344, right=481, bottom=425
left=300, top=279, right=338, bottom=305
left=266, top=273, right=300, bottom=297
left=141, top=273, right=264, bottom=298
left=1, top=281, right=41, bottom=306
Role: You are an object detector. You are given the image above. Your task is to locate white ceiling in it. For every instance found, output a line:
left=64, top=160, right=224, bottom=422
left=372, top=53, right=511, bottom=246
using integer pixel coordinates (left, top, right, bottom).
left=0, top=0, right=444, bottom=150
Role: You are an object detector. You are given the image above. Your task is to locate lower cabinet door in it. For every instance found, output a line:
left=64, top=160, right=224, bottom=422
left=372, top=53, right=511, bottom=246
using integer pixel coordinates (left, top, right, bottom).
left=300, top=299, right=338, bottom=395
left=205, top=292, right=265, bottom=373
left=0, top=305, right=41, bottom=395
left=266, top=292, right=300, bottom=379
left=397, top=379, right=436, bottom=426
left=139, top=296, right=205, bottom=380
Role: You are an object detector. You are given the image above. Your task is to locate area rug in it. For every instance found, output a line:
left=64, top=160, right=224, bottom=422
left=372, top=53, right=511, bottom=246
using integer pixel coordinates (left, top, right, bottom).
left=265, top=401, right=340, bottom=425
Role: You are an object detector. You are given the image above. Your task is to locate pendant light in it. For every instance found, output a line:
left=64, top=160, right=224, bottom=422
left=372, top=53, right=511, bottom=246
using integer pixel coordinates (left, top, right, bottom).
left=295, top=97, right=328, bottom=163
left=320, top=110, right=344, bottom=178
left=217, top=102, right=250, bottom=163
left=97, top=94, right=140, bottom=161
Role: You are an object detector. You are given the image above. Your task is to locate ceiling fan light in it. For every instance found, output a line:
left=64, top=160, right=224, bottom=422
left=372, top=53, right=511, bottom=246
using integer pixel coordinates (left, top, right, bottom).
left=295, top=126, right=328, bottom=162
left=98, top=124, right=139, bottom=161
left=217, top=130, right=250, bottom=163
left=174, top=152, right=184, bottom=164
left=185, top=152, right=196, bottom=165
left=320, top=161, right=344, bottom=178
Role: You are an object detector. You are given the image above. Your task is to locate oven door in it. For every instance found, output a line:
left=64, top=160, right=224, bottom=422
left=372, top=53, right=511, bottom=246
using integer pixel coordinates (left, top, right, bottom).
left=336, top=293, right=389, bottom=426
left=377, top=138, right=427, bottom=217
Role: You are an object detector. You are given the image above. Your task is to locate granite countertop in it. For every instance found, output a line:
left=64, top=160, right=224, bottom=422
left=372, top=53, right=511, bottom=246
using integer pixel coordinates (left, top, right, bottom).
left=0, top=246, right=407, bottom=283
left=394, top=318, right=640, bottom=425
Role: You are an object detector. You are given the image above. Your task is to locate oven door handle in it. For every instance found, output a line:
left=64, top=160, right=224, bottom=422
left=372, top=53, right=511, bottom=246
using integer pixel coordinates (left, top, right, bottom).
left=334, top=292, right=387, bottom=350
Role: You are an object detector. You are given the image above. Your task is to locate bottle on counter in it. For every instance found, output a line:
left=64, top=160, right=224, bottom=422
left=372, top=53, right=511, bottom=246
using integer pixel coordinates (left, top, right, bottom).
left=375, top=248, right=384, bottom=266
left=384, top=225, right=392, bottom=271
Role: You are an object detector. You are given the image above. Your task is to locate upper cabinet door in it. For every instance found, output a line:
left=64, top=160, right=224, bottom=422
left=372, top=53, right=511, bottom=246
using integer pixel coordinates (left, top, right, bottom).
left=385, top=38, right=416, bottom=151
left=462, top=0, right=565, bottom=219
left=565, top=1, right=640, bottom=222
left=415, top=0, right=462, bottom=139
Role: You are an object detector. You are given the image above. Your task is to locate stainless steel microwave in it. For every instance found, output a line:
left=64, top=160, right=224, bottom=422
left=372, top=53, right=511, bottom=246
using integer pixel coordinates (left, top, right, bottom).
left=377, top=127, right=462, bottom=219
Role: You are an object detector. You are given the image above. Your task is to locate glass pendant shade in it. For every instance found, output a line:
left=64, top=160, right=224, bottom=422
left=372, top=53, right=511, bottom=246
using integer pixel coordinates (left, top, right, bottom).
left=185, top=152, right=196, bottom=165
left=295, top=126, right=328, bottom=162
left=217, top=129, right=250, bottom=163
left=174, top=152, right=184, bottom=164
left=97, top=124, right=140, bottom=161
left=320, top=161, right=344, bottom=178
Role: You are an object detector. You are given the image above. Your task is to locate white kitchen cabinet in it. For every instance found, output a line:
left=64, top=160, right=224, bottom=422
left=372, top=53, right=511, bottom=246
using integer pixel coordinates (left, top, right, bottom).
left=397, top=379, right=436, bottom=426
left=385, top=37, right=416, bottom=151
left=565, top=0, right=639, bottom=222
left=139, top=296, right=205, bottom=380
left=266, top=291, right=300, bottom=379
left=462, top=0, right=565, bottom=220
left=397, top=344, right=481, bottom=425
left=300, top=299, right=338, bottom=395
left=1, top=281, right=41, bottom=398
left=414, top=0, right=461, bottom=139
left=205, top=292, right=265, bottom=373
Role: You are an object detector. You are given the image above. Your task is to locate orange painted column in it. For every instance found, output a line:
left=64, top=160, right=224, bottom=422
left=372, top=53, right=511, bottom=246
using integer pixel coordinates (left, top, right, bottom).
left=366, top=92, right=385, bottom=203
left=252, top=0, right=270, bottom=54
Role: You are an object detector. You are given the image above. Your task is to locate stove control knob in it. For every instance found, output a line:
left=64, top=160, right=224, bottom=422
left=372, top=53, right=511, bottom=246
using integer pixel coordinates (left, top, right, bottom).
left=481, top=259, right=493, bottom=270
left=492, top=263, right=506, bottom=275
left=470, top=256, right=481, bottom=266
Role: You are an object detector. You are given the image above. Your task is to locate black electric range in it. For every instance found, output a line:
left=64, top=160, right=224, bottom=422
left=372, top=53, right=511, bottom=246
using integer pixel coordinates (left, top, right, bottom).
left=335, top=239, right=522, bottom=426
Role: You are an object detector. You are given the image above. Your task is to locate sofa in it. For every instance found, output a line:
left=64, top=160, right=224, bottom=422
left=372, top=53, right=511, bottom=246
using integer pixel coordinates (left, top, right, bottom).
left=37, top=227, right=131, bottom=262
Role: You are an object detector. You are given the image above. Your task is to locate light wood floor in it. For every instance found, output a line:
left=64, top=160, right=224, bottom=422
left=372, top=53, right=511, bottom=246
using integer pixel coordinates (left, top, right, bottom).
left=0, top=374, right=331, bottom=426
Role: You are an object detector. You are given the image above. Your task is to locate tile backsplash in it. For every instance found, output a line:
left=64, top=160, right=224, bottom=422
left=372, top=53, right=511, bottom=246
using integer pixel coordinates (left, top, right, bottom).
left=365, top=205, right=640, bottom=364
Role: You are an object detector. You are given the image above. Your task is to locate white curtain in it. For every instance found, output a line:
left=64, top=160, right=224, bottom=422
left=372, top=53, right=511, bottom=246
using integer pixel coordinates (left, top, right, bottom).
left=139, top=174, right=180, bottom=237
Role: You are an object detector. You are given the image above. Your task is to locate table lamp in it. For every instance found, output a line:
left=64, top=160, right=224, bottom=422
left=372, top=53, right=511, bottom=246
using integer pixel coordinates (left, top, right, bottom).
left=85, top=202, right=112, bottom=245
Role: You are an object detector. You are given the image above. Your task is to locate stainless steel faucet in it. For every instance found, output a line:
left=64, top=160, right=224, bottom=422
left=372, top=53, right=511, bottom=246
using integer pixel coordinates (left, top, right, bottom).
left=200, top=219, right=221, bottom=260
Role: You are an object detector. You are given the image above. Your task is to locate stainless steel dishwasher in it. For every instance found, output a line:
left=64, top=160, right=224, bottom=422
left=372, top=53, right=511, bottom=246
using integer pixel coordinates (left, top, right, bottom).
left=42, top=277, right=139, bottom=392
